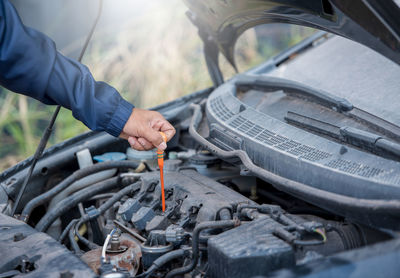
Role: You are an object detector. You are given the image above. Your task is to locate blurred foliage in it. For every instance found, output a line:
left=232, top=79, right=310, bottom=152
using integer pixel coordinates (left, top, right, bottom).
left=0, top=0, right=314, bottom=170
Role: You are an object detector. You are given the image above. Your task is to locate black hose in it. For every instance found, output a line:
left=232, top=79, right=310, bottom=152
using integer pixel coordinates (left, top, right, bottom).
left=74, top=181, right=141, bottom=247
left=188, top=103, right=400, bottom=215
left=218, top=208, right=232, bottom=220
left=165, top=220, right=240, bottom=278
left=59, top=219, right=79, bottom=243
left=35, top=176, right=120, bottom=232
left=136, top=249, right=186, bottom=278
left=69, top=222, right=82, bottom=254
left=75, top=227, right=100, bottom=250
left=21, top=161, right=139, bottom=222
left=237, top=204, right=260, bottom=214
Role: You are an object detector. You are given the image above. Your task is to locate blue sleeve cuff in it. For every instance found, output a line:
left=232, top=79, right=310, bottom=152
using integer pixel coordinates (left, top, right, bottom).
left=106, top=97, right=134, bottom=137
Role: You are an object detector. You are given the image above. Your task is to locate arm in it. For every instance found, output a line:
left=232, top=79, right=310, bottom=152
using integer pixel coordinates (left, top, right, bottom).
left=0, top=0, right=175, bottom=148
left=0, top=0, right=132, bottom=137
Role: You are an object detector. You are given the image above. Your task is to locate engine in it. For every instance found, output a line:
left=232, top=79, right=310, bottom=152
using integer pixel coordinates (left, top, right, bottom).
left=0, top=108, right=394, bottom=278
left=23, top=148, right=375, bottom=278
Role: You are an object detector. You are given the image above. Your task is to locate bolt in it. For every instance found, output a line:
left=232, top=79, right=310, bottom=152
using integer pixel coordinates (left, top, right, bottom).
left=110, top=233, right=120, bottom=251
left=13, top=232, right=25, bottom=242
left=340, top=146, right=348, bottom=155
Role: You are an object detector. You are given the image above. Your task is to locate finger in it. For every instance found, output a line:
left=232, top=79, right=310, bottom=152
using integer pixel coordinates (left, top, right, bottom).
left=128, top=136, right=145, bottom=151
left=138, top=137, right=155, bottom=150
left=142, top=127, right=166, bottom=150
left=159, top=121, right=176, bottom=141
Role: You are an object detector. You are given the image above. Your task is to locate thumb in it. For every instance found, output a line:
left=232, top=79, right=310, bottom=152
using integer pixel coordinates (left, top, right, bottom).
left=143, top=127, right=166, bottom=150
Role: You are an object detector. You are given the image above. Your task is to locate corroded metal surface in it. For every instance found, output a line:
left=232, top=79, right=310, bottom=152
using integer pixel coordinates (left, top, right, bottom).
left=81, top=233, right=141, bottom=276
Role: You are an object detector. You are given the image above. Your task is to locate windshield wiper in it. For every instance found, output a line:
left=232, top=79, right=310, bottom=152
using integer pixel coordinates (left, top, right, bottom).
left=285, top=111, right=400, bottom=159
left=235, top=74, right=400, bottom=142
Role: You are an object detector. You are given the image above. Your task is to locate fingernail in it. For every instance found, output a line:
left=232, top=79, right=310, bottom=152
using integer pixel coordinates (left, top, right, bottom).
left=138, top=138, right=146, bottom=146
left=158, top=142, right=167, bottom=151
left=128, top=137, right=135, bottom=147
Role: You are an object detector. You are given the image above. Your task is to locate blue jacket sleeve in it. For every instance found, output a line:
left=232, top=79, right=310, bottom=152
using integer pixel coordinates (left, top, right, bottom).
left=0, top=0, right=134, bottom=137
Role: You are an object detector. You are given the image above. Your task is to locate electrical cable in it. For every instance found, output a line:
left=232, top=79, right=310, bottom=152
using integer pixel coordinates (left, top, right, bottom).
left=11, top=0, right=103, bottom=216
left=69, top=221, right=82, bottom=254
left=135, top=249, right=186, bottom=278
left=102, top=228, right=117, bottom=263
left=59, top=219, right=79, bottom=243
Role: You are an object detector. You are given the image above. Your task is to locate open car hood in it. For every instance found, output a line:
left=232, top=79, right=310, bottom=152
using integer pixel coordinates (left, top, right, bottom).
left=184, top=0, right=400, bottom=73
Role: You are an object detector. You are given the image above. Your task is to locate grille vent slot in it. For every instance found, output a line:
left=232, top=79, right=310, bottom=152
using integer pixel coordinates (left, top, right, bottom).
left=210, top=97, right=235, bottom=121
left=325, top=159, right=384, bottom=178
left=288, top=145, right=315, bottom=156
left=228, top=115, right=332, bottom=162
left=301, top=150, right=332, bottom=162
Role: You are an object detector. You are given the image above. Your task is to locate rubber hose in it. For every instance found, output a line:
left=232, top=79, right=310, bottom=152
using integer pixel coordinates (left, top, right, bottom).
left=75, top=227, right=100, bottom=250
left=68, top=222, right=81, bottom=255
left=165, top=220, right=239, bottom=278
left=218, top=208, right=232, bottom=220
left=59, top=219, right=79, bottom=243
left=139, top=249, right=186, bottom=278
left=21, top=160, right=139, bottom=222
left=35, top=176, right=119, bottom=232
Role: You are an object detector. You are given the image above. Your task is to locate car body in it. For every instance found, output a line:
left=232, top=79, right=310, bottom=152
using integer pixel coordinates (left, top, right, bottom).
left=1, top=1, right=400, bottom=277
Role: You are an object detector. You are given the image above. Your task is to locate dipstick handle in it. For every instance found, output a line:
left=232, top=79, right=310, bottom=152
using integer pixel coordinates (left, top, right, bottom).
left=157, top=132, right=167, bottom=212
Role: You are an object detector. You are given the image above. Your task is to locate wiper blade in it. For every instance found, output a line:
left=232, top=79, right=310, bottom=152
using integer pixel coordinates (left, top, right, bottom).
left=285, top=111, right=341, bottom=139
left=285, top=111, right=400, bottom=159
left=235, top=74, right=400, bottom=142
left=235, top=74, right=353, bottom=113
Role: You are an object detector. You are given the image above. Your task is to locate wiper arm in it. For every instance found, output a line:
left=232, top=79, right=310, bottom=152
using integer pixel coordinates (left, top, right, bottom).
left=235, top=74, right=353, bottom=113
left=285, top=111, right=400, bottom=159
left=235, top=74, right=400, bottom=141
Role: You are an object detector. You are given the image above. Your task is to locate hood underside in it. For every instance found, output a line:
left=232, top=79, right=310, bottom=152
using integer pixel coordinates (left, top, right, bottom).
left=184, top=0, right=400, bottom=69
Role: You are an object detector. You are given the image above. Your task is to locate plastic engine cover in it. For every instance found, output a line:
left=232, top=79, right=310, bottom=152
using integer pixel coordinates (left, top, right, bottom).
left=207, top=217, right=294, bottom=278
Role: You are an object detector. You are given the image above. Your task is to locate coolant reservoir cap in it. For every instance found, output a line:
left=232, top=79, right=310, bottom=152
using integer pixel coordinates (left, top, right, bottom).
left=93, top=152, right=127, bottom=162
left=189, top=152, right=220, bottom=166
left=126, top=147, right=157, bottom=161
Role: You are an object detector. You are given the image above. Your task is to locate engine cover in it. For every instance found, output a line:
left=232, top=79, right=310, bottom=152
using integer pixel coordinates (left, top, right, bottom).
left=208, top=217, right=294, bottom=278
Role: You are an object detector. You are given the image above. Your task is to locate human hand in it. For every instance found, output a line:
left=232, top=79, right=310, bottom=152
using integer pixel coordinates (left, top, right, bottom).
left=120, top=108, right=175, bottom=151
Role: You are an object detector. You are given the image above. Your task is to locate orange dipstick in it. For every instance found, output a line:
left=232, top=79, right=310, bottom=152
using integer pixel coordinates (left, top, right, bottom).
left=157, top=132, right=167, bottom=212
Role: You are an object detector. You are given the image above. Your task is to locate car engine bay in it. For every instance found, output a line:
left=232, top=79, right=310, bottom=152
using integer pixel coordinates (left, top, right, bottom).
left=0, top=83, right=398, bottom=277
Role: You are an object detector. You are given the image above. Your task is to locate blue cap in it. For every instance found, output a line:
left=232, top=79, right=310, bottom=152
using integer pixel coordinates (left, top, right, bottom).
left=93, top=152, right=127, bottom=162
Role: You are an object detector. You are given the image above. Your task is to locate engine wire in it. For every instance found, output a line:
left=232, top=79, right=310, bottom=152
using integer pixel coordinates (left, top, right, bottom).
left=11, top=0, right=104, bottom=216
left=102, top=228, right=117, bottom=263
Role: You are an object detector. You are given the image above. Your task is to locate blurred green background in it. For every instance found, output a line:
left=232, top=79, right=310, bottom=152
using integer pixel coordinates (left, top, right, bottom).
left=0, top=0, right=314, bottom=170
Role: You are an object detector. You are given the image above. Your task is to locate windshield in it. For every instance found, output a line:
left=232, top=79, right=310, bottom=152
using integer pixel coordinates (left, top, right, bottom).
left=224, top=24, right=316, bottom=76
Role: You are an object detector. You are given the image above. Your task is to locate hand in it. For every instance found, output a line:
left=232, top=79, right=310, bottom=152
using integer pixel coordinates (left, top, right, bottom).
left=120, top=108, right=175, bottom=151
